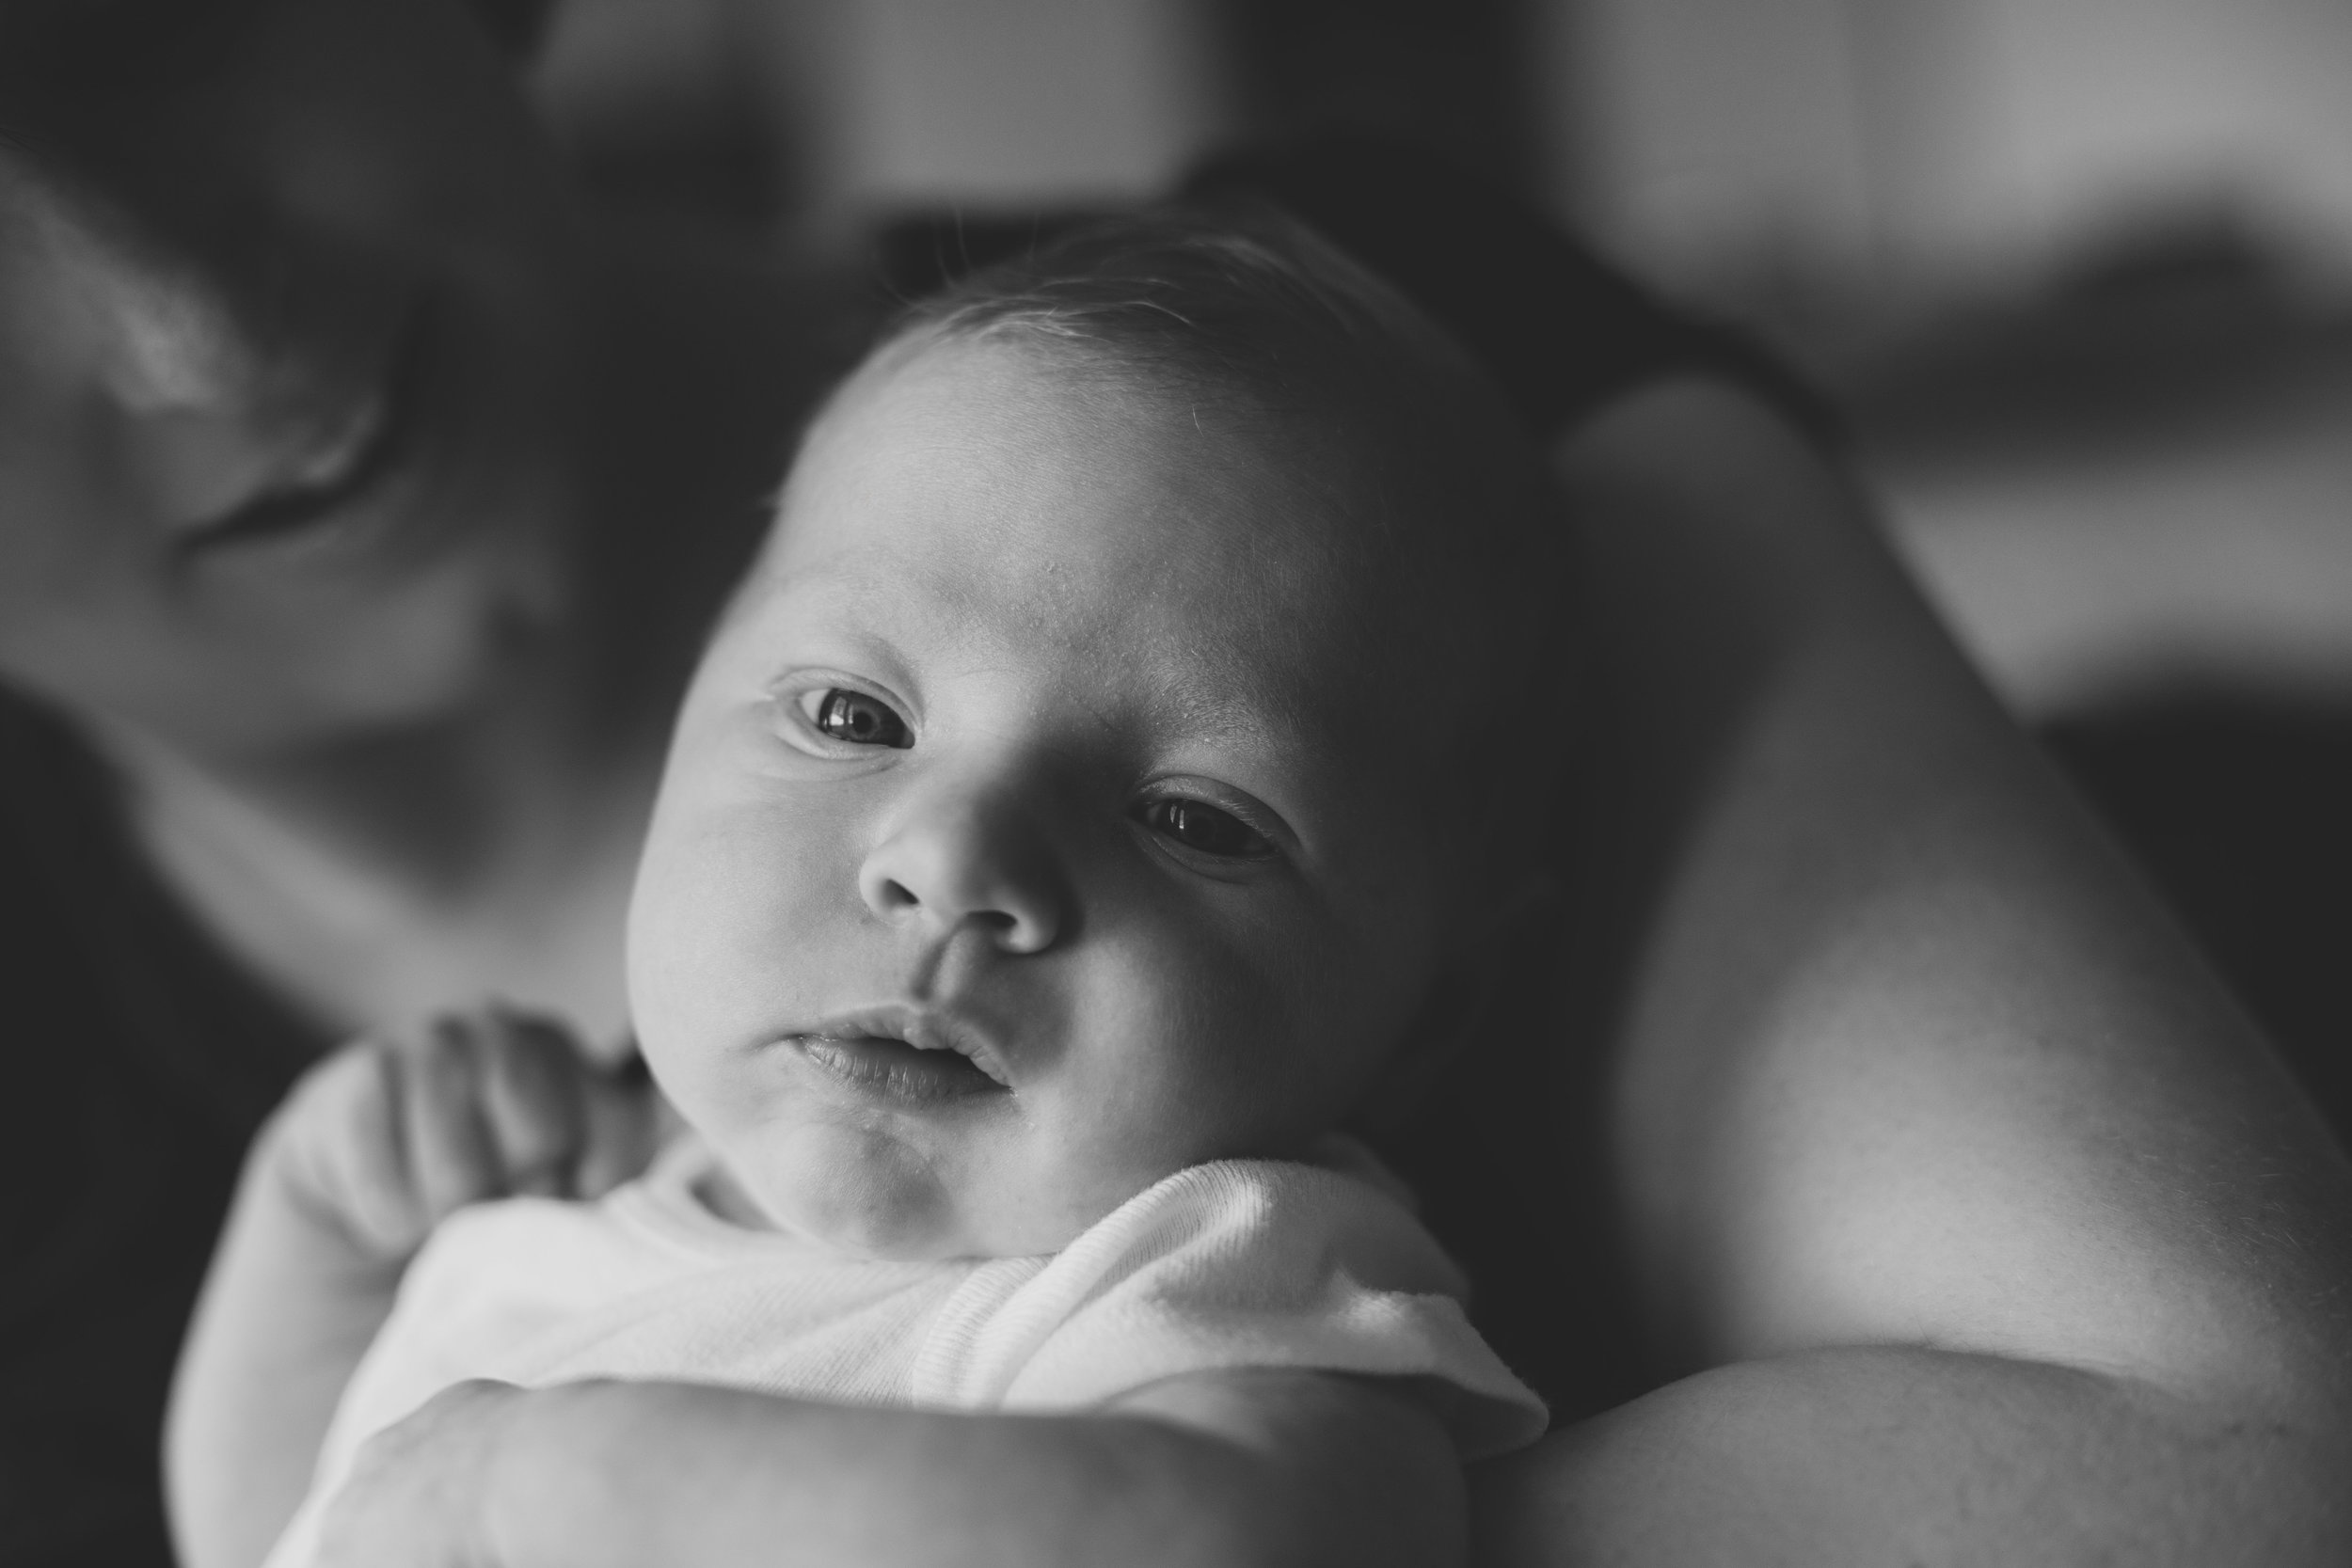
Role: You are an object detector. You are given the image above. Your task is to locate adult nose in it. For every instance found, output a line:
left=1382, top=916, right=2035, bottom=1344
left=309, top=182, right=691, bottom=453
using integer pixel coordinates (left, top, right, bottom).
left=858, top=778, right=1073, bottom=957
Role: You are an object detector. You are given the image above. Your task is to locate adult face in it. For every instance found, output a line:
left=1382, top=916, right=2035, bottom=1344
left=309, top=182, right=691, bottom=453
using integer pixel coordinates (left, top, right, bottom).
left=0, top=0, right=585, bottom=757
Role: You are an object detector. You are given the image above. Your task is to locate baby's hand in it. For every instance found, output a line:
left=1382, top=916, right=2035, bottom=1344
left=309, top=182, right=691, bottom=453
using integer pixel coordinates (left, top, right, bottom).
left=267, top=1007, right=663, bottom=1262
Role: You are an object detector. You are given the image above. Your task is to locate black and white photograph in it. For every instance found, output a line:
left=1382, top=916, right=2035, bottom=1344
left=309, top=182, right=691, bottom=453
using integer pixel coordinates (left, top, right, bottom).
left=4, top=2, right=2349, bottom=1564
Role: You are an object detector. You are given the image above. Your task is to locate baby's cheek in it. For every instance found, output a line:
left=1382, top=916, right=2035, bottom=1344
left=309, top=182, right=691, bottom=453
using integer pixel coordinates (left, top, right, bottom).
left=1087, top=908, right=1407, bottom=1175
left=632, top=802, right=842, bottom=1037
left=1179, top=934, right=1372, bottom=1126
left=1069, top=975, right=1322, bottom=1172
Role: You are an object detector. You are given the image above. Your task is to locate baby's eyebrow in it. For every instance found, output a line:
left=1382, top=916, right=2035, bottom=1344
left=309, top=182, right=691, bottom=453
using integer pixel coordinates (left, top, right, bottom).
left=1144, top=668, right=1322, bottom=757
left=1155, top=681, right=1257, bottom=736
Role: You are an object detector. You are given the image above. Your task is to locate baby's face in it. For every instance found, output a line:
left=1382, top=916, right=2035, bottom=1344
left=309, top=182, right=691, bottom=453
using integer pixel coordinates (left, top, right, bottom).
left=628, top=336, right=1456, bottom=1259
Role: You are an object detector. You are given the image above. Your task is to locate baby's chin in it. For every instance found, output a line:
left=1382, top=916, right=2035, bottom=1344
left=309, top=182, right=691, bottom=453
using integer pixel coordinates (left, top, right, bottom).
left=709, top=1131, right=1006, bottom=1261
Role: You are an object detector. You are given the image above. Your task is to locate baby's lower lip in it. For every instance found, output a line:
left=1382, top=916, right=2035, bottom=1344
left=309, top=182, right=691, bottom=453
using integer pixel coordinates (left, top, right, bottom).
left=792, top=1034, right=1009, bottom=1104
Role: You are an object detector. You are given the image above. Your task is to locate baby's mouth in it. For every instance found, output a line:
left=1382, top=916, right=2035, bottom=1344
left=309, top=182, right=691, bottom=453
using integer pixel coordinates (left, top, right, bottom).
left=791, top=1011, right=1011, bottom=1104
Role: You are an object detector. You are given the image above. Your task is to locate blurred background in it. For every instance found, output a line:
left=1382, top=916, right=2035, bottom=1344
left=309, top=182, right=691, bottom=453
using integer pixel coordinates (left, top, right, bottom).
left=525, top=0, right=2352, bottom=1128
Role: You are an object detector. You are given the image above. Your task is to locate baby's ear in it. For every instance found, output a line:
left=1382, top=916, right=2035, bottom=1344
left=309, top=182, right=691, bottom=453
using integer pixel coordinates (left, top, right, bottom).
left=1350, top=871, right=1565, bottom=1136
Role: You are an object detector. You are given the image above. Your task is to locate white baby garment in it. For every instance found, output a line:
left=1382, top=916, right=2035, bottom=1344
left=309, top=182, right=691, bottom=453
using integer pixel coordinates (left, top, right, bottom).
left=266, top=1135, right=1546, bottom=1567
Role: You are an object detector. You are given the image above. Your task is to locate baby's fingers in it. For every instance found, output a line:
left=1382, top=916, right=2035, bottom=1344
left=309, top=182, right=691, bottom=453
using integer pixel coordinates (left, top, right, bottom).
left=300, top=1045, right=423, bottom=1255
left=476, top=1008, right=590, bottom=1197
left=398, top=1019, right=504, bottom=1223
left=573, top=1053, right=669, bottom=1199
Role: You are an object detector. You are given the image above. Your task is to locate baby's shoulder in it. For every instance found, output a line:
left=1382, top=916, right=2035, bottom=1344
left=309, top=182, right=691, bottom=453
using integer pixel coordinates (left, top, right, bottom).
left=396, top=1193, right=654, bottom=1323
left=915, top=1148, right=1546, bottom=1458
left=1048, top=1145, right=1467, bottom=1300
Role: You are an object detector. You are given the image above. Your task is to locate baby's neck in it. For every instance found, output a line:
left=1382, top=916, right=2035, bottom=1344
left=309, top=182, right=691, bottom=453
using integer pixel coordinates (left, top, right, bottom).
left=691, top=1159, right=784, bottom=1233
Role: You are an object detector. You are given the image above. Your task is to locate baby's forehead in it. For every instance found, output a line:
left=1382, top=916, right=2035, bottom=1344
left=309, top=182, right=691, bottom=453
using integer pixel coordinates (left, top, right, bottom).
left=790, top=334, right=1409, bottom=610
left=750, top=333, right=1436, bottom=730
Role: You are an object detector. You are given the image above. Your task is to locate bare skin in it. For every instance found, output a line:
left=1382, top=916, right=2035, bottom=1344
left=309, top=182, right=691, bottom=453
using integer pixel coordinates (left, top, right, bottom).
left=1467, top=381, right=2352, bottom=1565
left=84, top=242, right=845, bottom=1044
left=8, top=2, right=2350, bottom=1561
left=0, top=0, right=851, bottom=1041
left=168, top=383, right=2352, bottom=1568
left=172, top=1012, right=1464, bottom=1568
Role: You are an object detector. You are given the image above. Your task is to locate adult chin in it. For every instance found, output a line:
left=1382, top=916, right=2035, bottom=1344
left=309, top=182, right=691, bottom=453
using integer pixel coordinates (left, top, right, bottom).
left=3, top=519, right=571, bottom=768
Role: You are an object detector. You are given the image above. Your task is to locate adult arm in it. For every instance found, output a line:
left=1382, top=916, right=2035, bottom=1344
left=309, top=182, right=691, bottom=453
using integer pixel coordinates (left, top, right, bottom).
left=314, top=1370, right=1460, bottom=1568
left=1468, top=378, right=2352, bottom=1564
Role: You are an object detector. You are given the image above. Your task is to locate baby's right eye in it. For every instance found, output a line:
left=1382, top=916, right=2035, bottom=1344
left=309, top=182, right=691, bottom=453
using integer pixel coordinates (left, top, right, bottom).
left=798, top=688, right=913, bottom=750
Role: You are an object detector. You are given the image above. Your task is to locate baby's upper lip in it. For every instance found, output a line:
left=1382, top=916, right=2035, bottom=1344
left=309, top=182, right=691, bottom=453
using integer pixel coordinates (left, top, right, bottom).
left=798, top=1005, right=1013, bottom=1087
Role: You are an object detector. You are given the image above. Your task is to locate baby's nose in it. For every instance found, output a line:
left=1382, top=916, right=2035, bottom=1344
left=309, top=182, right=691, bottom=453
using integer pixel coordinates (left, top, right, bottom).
left=857, top=785, right=1072, bottom=956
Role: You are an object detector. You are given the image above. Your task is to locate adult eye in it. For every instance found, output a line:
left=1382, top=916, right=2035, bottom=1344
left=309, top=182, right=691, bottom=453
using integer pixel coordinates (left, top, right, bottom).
left=803, top=689, right=912, bottom=749
left=1137, top=798, right=1273, bottom=860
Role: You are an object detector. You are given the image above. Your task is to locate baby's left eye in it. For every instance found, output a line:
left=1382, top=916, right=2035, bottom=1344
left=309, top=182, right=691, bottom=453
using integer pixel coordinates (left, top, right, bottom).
left=802, top=689, right=912, bottom=749
left=1136, top=798, right=1273, bottom=860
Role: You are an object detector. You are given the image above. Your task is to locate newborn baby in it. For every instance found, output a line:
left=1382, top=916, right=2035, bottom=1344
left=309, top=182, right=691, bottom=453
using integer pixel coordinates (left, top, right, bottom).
left=172, top=210, right=1565, bottom=1568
